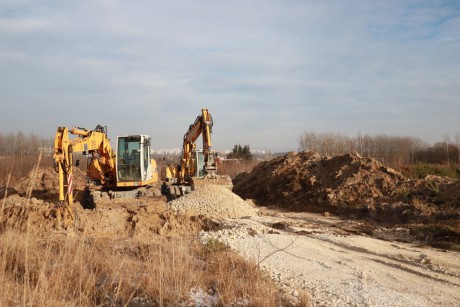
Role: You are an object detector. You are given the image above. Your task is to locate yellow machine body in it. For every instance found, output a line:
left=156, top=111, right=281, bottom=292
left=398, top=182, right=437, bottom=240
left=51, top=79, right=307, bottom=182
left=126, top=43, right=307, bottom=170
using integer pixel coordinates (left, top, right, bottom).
left=53, top=125, right=158, bottom=226
left=164, top=108, right=232, bottom=200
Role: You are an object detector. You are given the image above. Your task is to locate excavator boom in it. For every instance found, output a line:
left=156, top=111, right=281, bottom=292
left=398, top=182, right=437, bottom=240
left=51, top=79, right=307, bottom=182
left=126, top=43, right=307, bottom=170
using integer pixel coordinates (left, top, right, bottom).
left=164, top=108, right=232, bottom=200
left=180, top=108, right=214, bottom=183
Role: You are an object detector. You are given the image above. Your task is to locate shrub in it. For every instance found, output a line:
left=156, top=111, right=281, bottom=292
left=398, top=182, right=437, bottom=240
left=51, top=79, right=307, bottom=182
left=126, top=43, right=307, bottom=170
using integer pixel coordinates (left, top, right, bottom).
left=402, top=163, right=460, bottom=179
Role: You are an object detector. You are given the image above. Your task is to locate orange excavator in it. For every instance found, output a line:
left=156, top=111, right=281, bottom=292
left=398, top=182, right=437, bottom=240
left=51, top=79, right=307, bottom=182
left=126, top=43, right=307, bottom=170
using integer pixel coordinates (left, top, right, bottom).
left=53, top=125, right=158, bottom=226
left=164, top=108, right=232, bottom=200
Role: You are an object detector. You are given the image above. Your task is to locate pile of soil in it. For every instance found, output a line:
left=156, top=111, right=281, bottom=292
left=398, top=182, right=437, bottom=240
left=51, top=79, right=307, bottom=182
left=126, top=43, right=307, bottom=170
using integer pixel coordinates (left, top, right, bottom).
left=12, top=166, right=87, bottom=200
left=1, top=166, right=219, bottom=239
left=234, top=151, right=408, bottom=209
left=233, top=151, right=460, bottom=224
left=0, top=194, right=216, bottom=239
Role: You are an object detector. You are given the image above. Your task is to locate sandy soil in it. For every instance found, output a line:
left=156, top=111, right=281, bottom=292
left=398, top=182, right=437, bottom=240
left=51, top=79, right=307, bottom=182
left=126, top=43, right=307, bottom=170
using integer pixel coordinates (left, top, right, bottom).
left=200, top=208, right=460, bottom=306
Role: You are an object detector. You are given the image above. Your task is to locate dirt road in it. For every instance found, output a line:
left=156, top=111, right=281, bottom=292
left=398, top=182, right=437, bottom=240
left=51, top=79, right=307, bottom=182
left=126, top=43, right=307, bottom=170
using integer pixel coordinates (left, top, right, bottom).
left=200, top=208, right=460, bottom=306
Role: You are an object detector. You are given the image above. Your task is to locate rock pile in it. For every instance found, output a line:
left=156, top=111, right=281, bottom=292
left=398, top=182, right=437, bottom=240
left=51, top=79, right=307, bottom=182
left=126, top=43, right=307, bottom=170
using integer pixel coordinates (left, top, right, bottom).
left=167, top=185, right=257, bottom=219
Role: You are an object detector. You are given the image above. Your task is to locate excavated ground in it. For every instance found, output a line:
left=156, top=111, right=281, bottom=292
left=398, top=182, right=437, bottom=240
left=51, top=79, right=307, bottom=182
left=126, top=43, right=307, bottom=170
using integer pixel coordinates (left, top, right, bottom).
left=0, top=167, right=219, bottom=240
left=233, top=151, right=460, bottom=229
left=2, top=156, right=459, bottom=246
left=0, top=167, right=259, bottom=240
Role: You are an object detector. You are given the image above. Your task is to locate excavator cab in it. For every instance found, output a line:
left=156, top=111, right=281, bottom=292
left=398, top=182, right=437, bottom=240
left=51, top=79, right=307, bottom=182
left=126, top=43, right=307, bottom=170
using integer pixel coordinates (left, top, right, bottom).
left=116, top=135, right=155, bottom=186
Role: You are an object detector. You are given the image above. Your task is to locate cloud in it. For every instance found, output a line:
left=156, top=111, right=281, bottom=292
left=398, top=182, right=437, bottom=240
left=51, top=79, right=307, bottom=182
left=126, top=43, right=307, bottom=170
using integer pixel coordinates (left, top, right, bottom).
left=0, top=0, right=459, bottom=150
left=0, top=18, right=52, bottom=33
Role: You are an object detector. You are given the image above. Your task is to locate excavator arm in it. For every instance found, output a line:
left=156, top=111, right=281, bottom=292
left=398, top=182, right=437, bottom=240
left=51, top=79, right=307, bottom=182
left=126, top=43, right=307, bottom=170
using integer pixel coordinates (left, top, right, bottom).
left=179, top=108, right=213, bottom=183
left=69, top=126, right=116, bottom=185
left=53, top=125, right=116, bottom=226
left=163, top=107, right=232, bottom=200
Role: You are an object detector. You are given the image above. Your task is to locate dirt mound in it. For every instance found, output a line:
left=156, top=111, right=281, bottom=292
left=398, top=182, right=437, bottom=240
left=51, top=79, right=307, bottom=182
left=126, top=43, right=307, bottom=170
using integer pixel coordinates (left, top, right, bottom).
left=2, top=166, right=217, bottom=239
left=75, top=199, right=215, bottom=238
left=13, top=166, right=87, bottom=200
left=436, top=179, right=460, bottom=204
left=234, top=151, right=408, bottom=210
left=168, top=185, right=257, bottom=219
left=233, top=151, right=460, bottom=225
left=1, top=194, right=215, bottom=239
left=0, top=194, right=56, bottom=233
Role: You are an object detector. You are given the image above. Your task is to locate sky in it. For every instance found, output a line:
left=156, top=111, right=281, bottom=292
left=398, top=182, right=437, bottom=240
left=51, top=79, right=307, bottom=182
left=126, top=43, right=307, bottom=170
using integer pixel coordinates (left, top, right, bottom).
left=0, top=0, right=459, bottom=152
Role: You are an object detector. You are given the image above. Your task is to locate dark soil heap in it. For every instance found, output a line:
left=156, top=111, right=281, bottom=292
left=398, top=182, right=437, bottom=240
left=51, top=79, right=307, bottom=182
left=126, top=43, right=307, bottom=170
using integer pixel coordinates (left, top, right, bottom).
left=234, top=151, right=409, bottom=212
left=233, top=151, right=460, bottom=225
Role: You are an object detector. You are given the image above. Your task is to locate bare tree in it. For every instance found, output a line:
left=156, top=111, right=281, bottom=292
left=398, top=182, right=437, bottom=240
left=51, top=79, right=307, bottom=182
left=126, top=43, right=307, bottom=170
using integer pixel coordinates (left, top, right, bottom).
left=0, top=132, right=52, bottom=156
left=444, top=134, right=451, bottom=166
left=298, top=131, right=428, bottom=167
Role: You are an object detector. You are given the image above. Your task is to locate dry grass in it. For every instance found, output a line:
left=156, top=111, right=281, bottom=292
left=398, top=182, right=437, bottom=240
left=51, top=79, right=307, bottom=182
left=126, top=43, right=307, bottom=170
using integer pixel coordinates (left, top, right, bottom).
left=0, top=229, right=290, bottom=306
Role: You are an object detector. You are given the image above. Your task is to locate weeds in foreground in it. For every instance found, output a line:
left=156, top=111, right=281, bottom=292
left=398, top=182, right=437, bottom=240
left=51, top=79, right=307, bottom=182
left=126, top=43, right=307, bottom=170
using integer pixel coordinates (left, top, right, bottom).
left=0, top=229, right=292, bottom=306
left=425, top=181, right=440, bottom=195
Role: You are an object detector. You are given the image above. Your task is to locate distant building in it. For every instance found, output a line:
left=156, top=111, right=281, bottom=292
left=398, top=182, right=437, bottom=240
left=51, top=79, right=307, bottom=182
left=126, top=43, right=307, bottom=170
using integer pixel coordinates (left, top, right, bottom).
left=152, top=148, right=181, bottom=155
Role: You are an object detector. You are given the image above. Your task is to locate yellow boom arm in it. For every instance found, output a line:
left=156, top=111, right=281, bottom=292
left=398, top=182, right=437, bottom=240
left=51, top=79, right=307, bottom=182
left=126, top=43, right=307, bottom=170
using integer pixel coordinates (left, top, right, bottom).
left=179, top=108, right=213, bottom=183
left=53, top=125, right=116, bottom=226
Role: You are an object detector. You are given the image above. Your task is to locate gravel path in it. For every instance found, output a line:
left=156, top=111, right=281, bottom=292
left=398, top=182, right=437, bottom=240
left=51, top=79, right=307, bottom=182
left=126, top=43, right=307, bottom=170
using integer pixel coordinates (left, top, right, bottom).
left=200, top=214, right=460, bottom=306
left=168, top=186, right=460, bottom=306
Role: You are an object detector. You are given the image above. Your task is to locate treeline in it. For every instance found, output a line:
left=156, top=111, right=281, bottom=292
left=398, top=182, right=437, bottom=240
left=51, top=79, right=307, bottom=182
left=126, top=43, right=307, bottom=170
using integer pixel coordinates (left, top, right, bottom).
left=417, top=142, right=460, bottom=165
left=298, top=132, right=460, bottom=167
left=227, top=144, right=253, bottom=160
left=0, top=132, right=53, bottom=156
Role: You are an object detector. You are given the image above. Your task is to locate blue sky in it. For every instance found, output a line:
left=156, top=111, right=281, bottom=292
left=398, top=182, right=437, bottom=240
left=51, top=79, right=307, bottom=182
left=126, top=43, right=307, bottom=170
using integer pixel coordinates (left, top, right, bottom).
left=0, top=0, right=459, bottom=151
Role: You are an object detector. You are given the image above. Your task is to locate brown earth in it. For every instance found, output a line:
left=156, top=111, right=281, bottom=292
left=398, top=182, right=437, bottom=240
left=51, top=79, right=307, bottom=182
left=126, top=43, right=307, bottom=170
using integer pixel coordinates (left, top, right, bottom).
left=233, top=151, right=460, bottom=226
left=0, top=194, right=218, bottom=239
left=1, top=166, right=218, bottom=239
left=10, top=166, right=87, bottom=200
left=2, top=160, right=459, bottom=248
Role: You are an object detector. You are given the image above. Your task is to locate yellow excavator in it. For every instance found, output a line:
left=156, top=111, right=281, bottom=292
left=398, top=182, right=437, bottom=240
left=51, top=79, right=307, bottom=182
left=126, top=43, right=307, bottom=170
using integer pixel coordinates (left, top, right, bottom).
left=53, top=125, right=158, bottom=226
left=163, top=108, right=232, bottom=200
